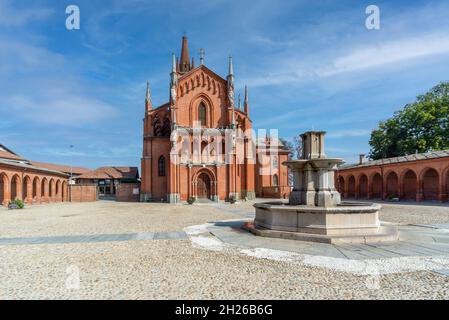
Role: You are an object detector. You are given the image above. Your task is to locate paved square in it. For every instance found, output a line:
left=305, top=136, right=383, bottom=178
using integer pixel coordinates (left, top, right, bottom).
left=1, top=200, right=449, bottom=299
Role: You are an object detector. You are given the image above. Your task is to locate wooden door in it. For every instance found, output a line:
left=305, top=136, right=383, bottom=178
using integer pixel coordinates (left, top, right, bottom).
left=197, top=173, right=211, bottom=199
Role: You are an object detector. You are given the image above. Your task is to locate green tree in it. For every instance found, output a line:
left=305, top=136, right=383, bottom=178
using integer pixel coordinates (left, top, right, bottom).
left=369, top=82, right=449, bottom=160
left=279, top=138, right=294, bottom=160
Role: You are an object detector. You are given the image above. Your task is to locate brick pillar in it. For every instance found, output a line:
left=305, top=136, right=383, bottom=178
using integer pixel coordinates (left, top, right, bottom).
left=438, top=174, right=445, bottom=202
left=382, top=176, right=387, bottom=200
left=244, top=136, right=256, bottom=200
left=444, top=172, right=449, bottom=202
left=343, top=176, right=348, bottom=198
left=416, top=178, right=423, bottom=202
left=25, top=180, right=32, bottom=204
left=44, top=181, right=49, bottom=203
left=34, top=179, right=41, bottom=204
left=187, top=164, right=192, bottom=199
left=2, top=180, right=11, bottom=206
left=15, top=178, right=23, bottom=201
left=367, top=175, right=373, bottom=199
left=442, top=170, right=448, bottom=202
left=63, top=181, right=67, bottom=202
left=192, top=180, right=196, bottom=198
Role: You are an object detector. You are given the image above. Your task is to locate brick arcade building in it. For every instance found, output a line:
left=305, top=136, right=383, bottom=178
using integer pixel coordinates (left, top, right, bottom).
left=0, top=144, right=89, bottom=206
left=140, top=36, right=290, bottom=203
left=336, top=151, right=449, bottom=203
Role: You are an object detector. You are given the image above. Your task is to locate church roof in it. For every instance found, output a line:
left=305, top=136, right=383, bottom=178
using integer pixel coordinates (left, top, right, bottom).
left=340, top=149, right=449, bottom=170
left=151, top=102, right=170, bottom=111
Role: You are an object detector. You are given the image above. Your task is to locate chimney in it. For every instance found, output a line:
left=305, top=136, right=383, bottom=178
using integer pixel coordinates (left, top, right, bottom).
left=359, top=154, right=366, bottom=165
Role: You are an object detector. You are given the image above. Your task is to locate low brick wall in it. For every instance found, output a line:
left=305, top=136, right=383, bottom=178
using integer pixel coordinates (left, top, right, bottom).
left=70, top=184, right=97, bottom=202
left=116, top=183, right=140, bottom=202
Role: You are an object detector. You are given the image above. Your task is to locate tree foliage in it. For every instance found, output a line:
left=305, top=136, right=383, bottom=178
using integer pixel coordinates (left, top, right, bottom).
left=369, top=82, right=449, bottom=160
left=279, top=138, right=295, bottom=160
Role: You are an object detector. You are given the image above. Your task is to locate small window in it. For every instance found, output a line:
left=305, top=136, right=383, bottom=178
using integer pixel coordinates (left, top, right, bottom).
left=158, top=156, right=166, bottom=177
left=199, top=102, right=207, bottom=127
left=273, top=174, right=279, bottom=187
left=272, top=156, right=278, bottom=169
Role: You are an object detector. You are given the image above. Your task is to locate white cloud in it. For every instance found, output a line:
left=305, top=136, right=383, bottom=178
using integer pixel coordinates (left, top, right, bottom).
left=327, top=129, right=371, bottom=139
left=6, top=94, right=117, bottom=125
left=0, top=39, right=119, bottom=126
left=243, top=31, right=449, bottom=88
left=0, top=0, right=53, bottom=27
left=319, top=32, right=449, bottom=77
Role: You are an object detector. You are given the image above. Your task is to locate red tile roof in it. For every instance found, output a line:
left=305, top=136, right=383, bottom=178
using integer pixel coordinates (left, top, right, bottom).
left=340, top=150, right=449, bottom=170
left=30, top=161, right=90, bottom=175
left=75, top=167, right=139, bottom=180
left=0, top=144, right=26, bottom=161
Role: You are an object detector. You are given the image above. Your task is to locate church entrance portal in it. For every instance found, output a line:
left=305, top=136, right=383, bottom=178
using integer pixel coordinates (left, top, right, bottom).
left=197, top=173, right=211, bottom=199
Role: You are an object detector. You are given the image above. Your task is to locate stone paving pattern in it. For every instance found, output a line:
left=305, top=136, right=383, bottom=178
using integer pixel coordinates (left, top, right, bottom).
left=1, top=200, right=449, bottom=299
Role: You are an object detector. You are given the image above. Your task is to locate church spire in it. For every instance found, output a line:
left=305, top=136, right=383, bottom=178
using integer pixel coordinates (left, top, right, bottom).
left=172, top=53, right=177, bottom=73
left=199, top=48, right=205, bottom=65
left=145, top=81, right=152, bottom=112
left=227, top=55, right=235, bottom=127
left=179, top=35, right=191, bottom=73
left=244, top=85, right=249, bottom=114
left=228, top=55, right=234, bottom=77
left=170, top=53, right=178, bottom=126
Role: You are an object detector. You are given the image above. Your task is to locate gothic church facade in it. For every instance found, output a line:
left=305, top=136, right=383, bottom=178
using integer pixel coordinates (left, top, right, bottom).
left=141, top=36, right=290, bottom=203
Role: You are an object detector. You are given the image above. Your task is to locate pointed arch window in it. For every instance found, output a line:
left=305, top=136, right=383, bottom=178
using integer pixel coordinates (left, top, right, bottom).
left=199, top=102, right=207, bottom=127
left=158, top=156, right=166, bottom=177
left=273, top=174, right=279, bottom=187
left=272, top=156, right=278, bottom=169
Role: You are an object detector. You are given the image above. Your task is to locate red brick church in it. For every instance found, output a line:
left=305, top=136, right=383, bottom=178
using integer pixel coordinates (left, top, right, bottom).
left=140, top=36, right=290, bottom=203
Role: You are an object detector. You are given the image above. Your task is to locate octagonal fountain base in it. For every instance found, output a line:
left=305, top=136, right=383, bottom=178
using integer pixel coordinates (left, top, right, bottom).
left=244, top=201, right=398, bottom=244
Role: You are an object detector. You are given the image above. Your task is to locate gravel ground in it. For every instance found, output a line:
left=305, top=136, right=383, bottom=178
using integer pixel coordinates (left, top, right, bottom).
left=377, top=202, right=449, bottom=225
left=0, top=201, right=238, bottom=238
left=1, top=200, right=449, bottom=299
left=1, top=241, right=448, bottom=300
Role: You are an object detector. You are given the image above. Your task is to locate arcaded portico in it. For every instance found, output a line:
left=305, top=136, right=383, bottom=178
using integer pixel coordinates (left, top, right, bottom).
left=336, top=151, right=449, bottom=202
left=0, top=144, right=74, bottom=206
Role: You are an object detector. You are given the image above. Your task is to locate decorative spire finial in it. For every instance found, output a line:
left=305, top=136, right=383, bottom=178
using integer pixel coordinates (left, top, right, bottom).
left=232, top=102, right=235, bottom=128
left=228, top=55, right=234, bottom=76
left=227, top=55, right=235, bottom=113
left=145, top=81, right=152, bottom=112
left=179, top=35, right=191, bottom=73
left=244, top=85, right=249, bottom=114
left=238, top=93, right=241, bottom=110
left=171, top=53, right=176, bottom=73
left=199, top=48, right=205, bottom=65
left=170, top=53, right=178, bottom=114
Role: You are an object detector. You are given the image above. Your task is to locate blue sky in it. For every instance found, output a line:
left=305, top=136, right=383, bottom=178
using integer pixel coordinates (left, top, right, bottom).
left=1, top=0, right=449, bottom=169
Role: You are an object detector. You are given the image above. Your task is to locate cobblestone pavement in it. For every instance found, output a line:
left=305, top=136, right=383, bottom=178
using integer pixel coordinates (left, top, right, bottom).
left=1, top=200, right=449, bottom=299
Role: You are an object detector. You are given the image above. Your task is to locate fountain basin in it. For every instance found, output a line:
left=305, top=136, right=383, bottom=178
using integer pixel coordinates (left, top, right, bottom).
left=244, top=201, right=398, bottom=244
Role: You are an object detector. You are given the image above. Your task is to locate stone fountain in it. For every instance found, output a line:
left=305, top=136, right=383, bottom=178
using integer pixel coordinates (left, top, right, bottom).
left=245, top=131, right=398, bottom=244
